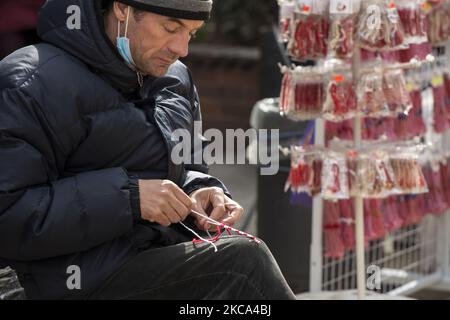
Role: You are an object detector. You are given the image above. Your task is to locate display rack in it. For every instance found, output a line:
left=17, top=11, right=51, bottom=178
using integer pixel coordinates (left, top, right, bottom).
left=310, top=38, right=450, bottom=301
left=277, top=0, right=450, bottom=299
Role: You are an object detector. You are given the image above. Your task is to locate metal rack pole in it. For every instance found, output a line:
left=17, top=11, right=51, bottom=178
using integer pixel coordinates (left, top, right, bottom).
left=352, top=47, right=366, bottom=299
left=310, top=118, right=325, bottom=293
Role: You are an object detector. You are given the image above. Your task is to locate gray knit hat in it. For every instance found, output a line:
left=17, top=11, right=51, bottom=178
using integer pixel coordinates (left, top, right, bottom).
left=117, top=0, right=213, bottom=20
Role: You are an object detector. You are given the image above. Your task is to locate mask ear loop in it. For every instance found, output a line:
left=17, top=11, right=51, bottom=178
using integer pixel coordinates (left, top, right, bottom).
left=117, top=6, right=131, bottom=38
left=125, top=6, right=130, bottom=37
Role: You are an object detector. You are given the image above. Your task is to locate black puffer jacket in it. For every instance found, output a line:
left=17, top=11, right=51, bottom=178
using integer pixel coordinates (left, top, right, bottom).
left=0, top=0, right=229, bottom=299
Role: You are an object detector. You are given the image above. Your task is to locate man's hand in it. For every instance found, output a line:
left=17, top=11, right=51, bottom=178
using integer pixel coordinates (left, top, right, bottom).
left=190, top=187, right=244, bottom=231
left=138, top=179, right=195, bottom=226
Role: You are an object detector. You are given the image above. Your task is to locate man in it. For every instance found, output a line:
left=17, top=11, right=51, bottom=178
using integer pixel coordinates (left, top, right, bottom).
left=0, top=0, right=296, bottom=300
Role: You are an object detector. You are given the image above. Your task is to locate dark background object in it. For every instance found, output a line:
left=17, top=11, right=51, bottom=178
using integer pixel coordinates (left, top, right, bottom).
left=0, top=268, right=26, bottom=300
left=196, top=0, right=277, bottom=47
left=257, top=169, right=312, bottom=294
left=0, top=0, right=44, bottom=59
left=250, top=97, right=313, bottom=294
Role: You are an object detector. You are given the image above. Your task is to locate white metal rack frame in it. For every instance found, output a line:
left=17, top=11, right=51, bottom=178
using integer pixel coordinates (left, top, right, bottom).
left=320, top=216, right=443, bottom=295
left=275, top=0, right=450, bottom=298
left=309, top=43, right=450, bottom=298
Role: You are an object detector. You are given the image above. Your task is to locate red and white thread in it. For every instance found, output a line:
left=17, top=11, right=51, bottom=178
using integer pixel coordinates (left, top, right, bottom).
left=180, top=209, right=262, bottom=252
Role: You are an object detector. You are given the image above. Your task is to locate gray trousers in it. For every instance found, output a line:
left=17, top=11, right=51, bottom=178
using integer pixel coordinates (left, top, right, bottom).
left=89, top=236, right=297, bottom=300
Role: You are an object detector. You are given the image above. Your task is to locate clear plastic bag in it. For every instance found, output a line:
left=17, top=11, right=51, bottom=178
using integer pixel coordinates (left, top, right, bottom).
left=339, top=199, right=356, bottom=250
left=357, top=0, right=407, bottom=51
left=322, top=151, right=350, bottom=199
left=329, top=15, right=356, bottom=60
left=432, top=73, right=450, bottom=134
left=417, top=192, right=429, bottom=219
left=395, top=196, right=410, bottom=226
left=280, top=67, right=326, bottom=120
left=410, top=88, right=427, bottom=138
left=396, top=0, right=429, bottom=44
left=323, top=71, right=358, bottom=121
left=382, top=196, right=404, bottom=232
left=294, top=71, right=326, bottom=119
left=376, top=117, right=398, bottom=140
left=278, top=0, right=296, bottom=43
left=361, top=117, right=397, bottom=141
left=346, top=151, right=359, bottom=196
left=327, top=116, right=398, bottom=142
left=288, top=2, right=330, bottom=60
left=445, top=72, right=450, bottom=104
left=280, top=69, right=295, bottom=115
left=328, top=0, right=358, bottom=60
left=324, top=200, right=346, bottom=259
left=390, top=150, right=428, bottom=194
left=286, top=146, right=323, bottom=196
left=358, top=150, right=398, bottom=198
left=426, top=1, right=450, bottom=45
left=440, top=159, right=450, bottom=207
left=395, top=80, right=426, bottom=139
left=311, top=156, right=324, bottom=196
left=326, top=120, right=354, bottom=142
left=364, top=199, right=386, bottom=241
left=358, top=70, right=390, bottom=117
left=419, top=188, right=432, bottom=216
left=285, top=146, right=314, bottom=194
left=422, top=164, right=449, bottom=215
left=382, top=69, right=413, bottom=116
left=406, top=195, right=425, bottom=225
left=398, top=42, right=433, bottom=63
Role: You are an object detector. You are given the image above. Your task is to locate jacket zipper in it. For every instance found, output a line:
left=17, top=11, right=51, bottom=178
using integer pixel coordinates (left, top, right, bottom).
left=137, top=72, right=144, bottom=87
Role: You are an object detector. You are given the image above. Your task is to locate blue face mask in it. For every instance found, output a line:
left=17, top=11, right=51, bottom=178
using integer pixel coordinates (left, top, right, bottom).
left=116, top=7, right=136, bottom=68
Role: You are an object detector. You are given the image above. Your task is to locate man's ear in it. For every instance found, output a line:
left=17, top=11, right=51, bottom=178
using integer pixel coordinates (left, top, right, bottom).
left=113, top=2, right=129, bottom=22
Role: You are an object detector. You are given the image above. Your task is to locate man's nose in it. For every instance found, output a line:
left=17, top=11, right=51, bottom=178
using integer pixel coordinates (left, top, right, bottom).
left=168, top=33, right=190, bottom=58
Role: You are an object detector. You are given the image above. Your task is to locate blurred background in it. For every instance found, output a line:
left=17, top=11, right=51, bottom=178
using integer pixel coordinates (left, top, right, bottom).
left=181, top=0, right=279, bottom=132
left=0, top=0, right=45, bottom=58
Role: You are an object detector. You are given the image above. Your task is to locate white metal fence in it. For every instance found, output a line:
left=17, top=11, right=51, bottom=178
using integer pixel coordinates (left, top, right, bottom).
left=320, top=214, right=443, bottom=295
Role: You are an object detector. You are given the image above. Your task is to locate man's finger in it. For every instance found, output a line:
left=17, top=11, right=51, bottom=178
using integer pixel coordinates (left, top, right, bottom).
left=170, top=183, right=196, bottom=209
left=168, top=195, right=191, bottom=220
left=161, top=203, right=182, bottom=224
left=221, top=203, right=244, bottom=227
left=190, top=203, right=209, bottom=231
left=155, top=213, right=171, bottom=227
left=207, top=189, right=227, bottom=229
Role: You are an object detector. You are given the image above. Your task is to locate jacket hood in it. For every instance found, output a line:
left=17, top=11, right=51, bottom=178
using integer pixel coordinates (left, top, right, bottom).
left=37, top=0, right=140, bottom=93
